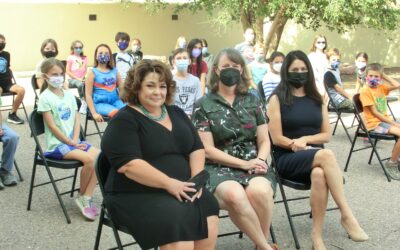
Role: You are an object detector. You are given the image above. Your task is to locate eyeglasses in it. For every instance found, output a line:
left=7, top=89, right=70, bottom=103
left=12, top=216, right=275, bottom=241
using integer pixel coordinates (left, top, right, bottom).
left=74, top=47, right=83, bottom=49
left=316, top=41, right=326, bottom=44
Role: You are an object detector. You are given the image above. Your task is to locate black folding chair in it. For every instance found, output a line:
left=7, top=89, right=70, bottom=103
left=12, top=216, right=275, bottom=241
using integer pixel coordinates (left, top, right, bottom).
left=0, top=158, right=23, bottom=182
left=257, top=81, right=266, bottom=105
left=0, top=70, right=28, bottom=121
left=31, top=74, right=40, bottom=109
left=83, top=85, right=110, bottom=139
left=344, top=94, right=398, bottom=182
left=94, top=152, right=157, bottom=250
left=387, top=96, right=398, bottom=121
left=324, top=82, right=355, bottom=143
left=27, top=110, right=83, bottom=223
left=271, top=146, right=339, bottom=249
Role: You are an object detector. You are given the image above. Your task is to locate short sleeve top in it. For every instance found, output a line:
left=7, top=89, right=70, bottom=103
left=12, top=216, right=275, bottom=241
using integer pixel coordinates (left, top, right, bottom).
left=359, top=84, right=390, bottom=130
left=101, top=105, right=204, bottom=193
left=192, top=92, right=267, bottom=160
left=37, top=89, right=78, bottom=151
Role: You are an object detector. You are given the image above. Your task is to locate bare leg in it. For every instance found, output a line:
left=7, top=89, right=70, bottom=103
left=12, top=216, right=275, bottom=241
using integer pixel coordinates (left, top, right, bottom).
left=194, top=216, right=219, bottom=250
left=214, top=181, right=271, bottom=250
left=309, top=168, right=328, bottom=250
left=387, top=126, right=400, bottom=161
left=312, top=149, right=368, bottom=241
left=245, top=177, right=274, bottom=241
left=160, top=241, right=194, bottom=250
left=64, top=147, right=100, bottom=196
left=9, top=85, right=25, bottom=113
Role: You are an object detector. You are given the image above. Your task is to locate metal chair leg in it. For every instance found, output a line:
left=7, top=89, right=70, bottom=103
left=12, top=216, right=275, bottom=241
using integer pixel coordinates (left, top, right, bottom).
left=13, top=160, right=23, bottom=181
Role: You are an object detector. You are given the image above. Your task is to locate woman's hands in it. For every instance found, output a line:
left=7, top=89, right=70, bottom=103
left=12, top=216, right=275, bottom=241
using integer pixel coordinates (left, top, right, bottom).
left=291, top=137, right=307, bottom=152
left=165, top=178, right=199, bottom=202
left=242, top=158, right=268, bottom=174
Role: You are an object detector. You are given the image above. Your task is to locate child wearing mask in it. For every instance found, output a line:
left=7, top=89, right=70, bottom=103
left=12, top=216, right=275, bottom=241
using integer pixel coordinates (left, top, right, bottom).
left=359, top=63, right=400, bottom=179
left=0, top=34, right=25, bottom=124
left=187, top=38, right=208, bottom=95
left=38, top=58, right=100, bottom=220
left=262, top=51, right=285, bottom=102
left=66, top=40, right=87, bottom=99
left=234, top=28, right=255, bottom=64
left=172, top=48, right=202, bottom=116
left=201, top=39, right=214, bottom=71
left=308, top=34, right=329, bottom=97
left=36, top=38, right=67, bottom=90
left=130, top=38, right=143, bottom=63
left=354, top=52, right=368, bottom=93
left=85, top=44, right=124, bottom=122
left=324, top=48, right=353, bottom=110
left=247, top=44, right=268, bottom=95
left=113, top=32, right=135, bottom=83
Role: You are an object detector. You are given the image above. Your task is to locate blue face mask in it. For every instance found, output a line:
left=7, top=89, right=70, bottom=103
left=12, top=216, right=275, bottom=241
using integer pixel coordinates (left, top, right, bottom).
left=191, top=48, right=202, bottom=58
left=117, top=41, right=129, bottom=51
left=330, top=61, right=340, bottom=69
left=202, top=47, right=208, bottom=55
left=176, top=59, right=190, bottom=72
left=74, top=48, right=82, bottom=54
left=97, top=54, right=110, bottom=64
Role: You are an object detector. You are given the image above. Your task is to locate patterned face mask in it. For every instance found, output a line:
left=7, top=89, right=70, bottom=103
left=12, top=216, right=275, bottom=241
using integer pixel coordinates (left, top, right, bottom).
left=97, top=53, right=110, bottom=64
left=366, top=77, right=381, bottom=88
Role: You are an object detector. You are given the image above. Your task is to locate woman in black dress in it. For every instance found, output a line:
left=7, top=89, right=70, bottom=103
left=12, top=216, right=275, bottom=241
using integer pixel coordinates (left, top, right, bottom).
left=267, top=51, right=368, bottom=250
left=101, top=59, right=219, bottom=250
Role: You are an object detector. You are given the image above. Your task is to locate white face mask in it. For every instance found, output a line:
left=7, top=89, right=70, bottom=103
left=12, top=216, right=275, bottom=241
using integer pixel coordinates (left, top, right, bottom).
left=272, top=63, right=282, bottom=73
left=47, top=76, right=64, bottom=89
left=316, top=43, right=325, bottom=50
left=245, top=34, right=255, bottom=43
left=356, top=61, right=367, bottom=70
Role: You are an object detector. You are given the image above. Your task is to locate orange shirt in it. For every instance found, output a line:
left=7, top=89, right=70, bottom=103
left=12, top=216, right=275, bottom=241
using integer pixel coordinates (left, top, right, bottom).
left=359, top=84, right=390, bottom=131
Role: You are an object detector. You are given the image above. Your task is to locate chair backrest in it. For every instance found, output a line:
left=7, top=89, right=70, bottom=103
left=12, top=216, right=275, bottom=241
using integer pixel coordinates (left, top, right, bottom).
left=31, top=74, right=40, bottom=103
left=29, top=109, right=45, bottom=136
left=352, top=93, right=363, bottom=113
left=95, top=152, right=111, bottom=196
left=257, top=81, right=266, bottom=103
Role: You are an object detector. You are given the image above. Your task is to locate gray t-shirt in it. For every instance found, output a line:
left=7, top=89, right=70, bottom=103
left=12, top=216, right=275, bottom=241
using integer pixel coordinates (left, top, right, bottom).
left=173, top=73, right=202, bottom=115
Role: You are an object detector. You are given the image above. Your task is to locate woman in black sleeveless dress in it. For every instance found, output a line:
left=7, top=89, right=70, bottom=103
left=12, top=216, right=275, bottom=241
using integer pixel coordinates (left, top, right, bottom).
left=101, top=60, right=219, bottom=250
left=267, top=51, right=368, bottom=250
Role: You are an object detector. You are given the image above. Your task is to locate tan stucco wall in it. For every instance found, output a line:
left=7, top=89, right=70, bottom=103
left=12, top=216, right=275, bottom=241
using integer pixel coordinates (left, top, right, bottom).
left=0, top=3, right=242, bottom=71
left=1, top=2, right=399, bottom=71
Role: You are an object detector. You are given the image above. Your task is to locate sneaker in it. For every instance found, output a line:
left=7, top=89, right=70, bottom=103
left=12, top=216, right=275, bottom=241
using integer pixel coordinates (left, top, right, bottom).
left=384, top=160, right=400, bottom=180
left=79, top=100, right=87, bottom=115
left=75, top=196, right=96, bottom=221
left=89, top=199, right=100, bottom=216
left=7, top=112, right=24, bottom=124
left=0, top=170, right=17, bottom=186
left=0, top=178, right=4, bottom=190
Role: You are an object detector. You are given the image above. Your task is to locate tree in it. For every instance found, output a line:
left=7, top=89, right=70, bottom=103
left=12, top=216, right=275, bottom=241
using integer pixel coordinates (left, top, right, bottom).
left=125, top=0, right=400, bottom=54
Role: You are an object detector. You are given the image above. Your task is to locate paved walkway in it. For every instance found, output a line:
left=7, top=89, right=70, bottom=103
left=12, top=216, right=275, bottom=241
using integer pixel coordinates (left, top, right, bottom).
left=0, top=77, right=399, bottom=250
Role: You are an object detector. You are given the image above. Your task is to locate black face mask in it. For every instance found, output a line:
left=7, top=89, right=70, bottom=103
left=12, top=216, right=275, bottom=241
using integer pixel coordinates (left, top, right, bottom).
left=43, top=51, right=57, bottom=58
left=287, top=72, right=309, bottom=89
left=0, top=42, right=5, bottom=51
left=219, top=68, right=241, bottom=87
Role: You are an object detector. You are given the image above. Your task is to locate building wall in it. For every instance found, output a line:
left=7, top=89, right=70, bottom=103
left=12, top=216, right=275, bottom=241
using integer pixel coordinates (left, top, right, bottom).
left=0, top=3, right=242, bottom=71
left=1, top=2, right=399, bottom=71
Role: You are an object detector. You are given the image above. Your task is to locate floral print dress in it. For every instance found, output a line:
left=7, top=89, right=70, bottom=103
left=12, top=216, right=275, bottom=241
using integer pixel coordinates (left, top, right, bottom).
left=192, top=92, right=276, bottom=192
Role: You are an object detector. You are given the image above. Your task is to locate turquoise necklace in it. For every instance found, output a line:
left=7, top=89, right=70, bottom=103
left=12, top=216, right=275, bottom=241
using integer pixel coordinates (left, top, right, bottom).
left=138, top=104, right=167, bottom=122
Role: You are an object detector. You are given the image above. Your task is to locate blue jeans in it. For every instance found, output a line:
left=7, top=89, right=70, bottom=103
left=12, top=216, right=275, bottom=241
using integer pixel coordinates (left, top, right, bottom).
left=0, top=123, right=19, bottom=172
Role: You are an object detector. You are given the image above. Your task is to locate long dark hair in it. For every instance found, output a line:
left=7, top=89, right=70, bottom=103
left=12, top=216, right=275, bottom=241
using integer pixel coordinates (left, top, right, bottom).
left=187, top=38, right=203, bottom=77
left=272, top=50, right=323, bottom=106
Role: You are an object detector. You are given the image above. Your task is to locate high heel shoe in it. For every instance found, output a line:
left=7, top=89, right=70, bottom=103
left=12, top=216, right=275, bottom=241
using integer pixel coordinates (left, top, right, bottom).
left=341, top=220, right=369, bottom=242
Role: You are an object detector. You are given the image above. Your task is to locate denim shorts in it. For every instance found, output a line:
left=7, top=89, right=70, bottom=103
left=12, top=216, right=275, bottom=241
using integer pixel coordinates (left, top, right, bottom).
left=372, top=122, right=391, bottom=134
left=44, top=141, right=92, bottom=160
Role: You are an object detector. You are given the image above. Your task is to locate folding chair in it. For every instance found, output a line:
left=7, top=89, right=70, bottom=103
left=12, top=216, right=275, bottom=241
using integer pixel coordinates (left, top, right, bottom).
left=344, top=94, right=397, bottom=182
left=27, top=110, right=83, bottom=224
left=257, top=81, right=266, bottom=105
left=31, top=74, right=40, bottom=109
left=83, top=85, right=110, bottom=139
left=324, top=83, right=355, bottom=143
left=94, top=152, right=157, bottom=250
left=271, top=146, right=339, bottom=249
left=0, top=159, right=23, bottom=182
left=387, top=96, right=398, bottom=121
left=0, top=70, right=28, bottom=121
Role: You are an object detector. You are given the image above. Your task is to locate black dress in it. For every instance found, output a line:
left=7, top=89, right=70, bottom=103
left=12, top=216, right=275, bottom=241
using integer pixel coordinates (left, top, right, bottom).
left=101, top=105, right=219, bottom=250
left=272, top=96, right=323, bottom=184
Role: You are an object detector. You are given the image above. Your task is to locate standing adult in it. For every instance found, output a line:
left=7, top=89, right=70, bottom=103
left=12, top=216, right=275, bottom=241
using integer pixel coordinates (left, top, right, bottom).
left=308, top=35, right=329, bottom=97
left=187, top=39, right=208, bottom=95
left=268, top=50, right=368, bottom=250
left=101, top=59, right=219, bottom=250
left=234, top=28, right=255, bottom=64
left=192, top=48, right=277, bottom=250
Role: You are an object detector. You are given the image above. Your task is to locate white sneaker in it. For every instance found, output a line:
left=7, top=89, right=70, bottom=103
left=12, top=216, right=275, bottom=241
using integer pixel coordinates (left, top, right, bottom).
left=75, top=196, right=95, bottom=221
left=79, top=100, right=88, bottom=115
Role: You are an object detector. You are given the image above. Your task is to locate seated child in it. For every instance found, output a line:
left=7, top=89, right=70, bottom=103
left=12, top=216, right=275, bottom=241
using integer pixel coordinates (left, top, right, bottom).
left=324, top=48, right=353, bottom=110
left=85, top=44, right=125, bottom=122
left=38, top=58, right=100, bottom=220
left=359, top=63, right=400, bottom=179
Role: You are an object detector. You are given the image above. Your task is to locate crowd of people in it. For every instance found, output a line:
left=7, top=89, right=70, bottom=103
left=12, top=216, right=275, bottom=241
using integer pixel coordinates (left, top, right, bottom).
left=1, top=28, right=400, bottom=250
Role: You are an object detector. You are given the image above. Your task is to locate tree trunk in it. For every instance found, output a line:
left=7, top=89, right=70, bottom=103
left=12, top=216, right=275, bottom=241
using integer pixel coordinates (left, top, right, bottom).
left=264, top=6, right=287, bottom=55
